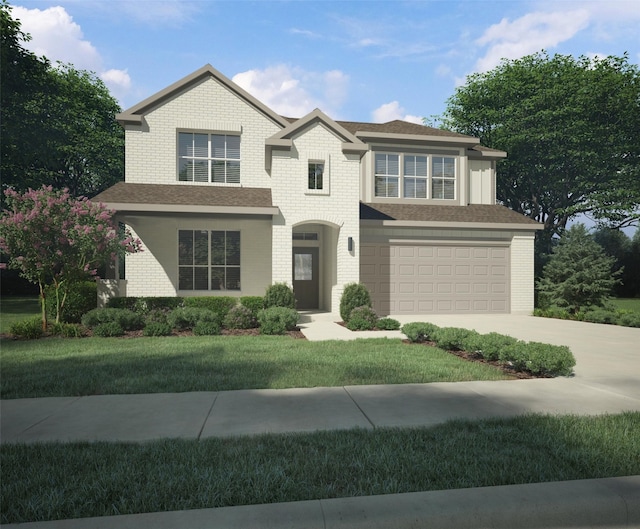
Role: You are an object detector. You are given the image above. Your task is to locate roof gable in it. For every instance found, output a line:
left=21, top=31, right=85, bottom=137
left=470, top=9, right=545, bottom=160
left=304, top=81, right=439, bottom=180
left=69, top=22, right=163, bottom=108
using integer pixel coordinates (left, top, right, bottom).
left=116, top=64, right=289, bottom=128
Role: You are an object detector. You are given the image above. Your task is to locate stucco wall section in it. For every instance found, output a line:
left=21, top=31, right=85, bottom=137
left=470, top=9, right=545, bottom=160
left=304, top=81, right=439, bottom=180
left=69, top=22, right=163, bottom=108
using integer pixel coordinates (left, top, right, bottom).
left=124, top=77, right=281, bottom=187
left=510, top=233, right=536, bottom=314
left=271, top=122, right=361, bottom=313
left=121, top=215, right=272, bottom=298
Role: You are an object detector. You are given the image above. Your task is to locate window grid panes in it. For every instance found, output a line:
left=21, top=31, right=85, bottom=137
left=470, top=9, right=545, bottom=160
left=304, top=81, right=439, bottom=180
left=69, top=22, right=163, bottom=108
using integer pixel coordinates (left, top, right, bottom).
left=432, top=156, right=456, bottom=200
left=403, top=155, right=428, bottom=199
left=178, top=132, right=240, bottom=184
left=178, top=230, right=240, bottom=291
left=308, top=162, right=324, bottom=190
left=374, top=153, right=400, bottom=198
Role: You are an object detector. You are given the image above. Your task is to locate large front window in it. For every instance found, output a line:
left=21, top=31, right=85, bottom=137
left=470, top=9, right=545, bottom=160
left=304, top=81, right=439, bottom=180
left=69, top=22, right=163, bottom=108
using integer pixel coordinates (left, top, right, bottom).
left=374, top=152, right=456, bottom=200
left=178, top=133, right=240, bottom=184
left=178, top=230, right=240, bottom=290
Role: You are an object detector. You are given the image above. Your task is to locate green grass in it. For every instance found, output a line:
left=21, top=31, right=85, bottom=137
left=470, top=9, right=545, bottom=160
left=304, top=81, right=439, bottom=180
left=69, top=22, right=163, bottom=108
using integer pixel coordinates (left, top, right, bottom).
left=611, top=297, right=640, bottom=313
left=2, top=412, right=638, bottom=524
left=0, top=296, right=40, bottom=333
left=0, top=336, right=509, bottom=399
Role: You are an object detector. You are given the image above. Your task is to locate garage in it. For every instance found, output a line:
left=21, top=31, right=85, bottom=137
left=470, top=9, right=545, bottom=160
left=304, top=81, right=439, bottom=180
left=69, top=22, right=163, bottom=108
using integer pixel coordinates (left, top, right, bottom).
left=360, top=243, right=510, bottom=315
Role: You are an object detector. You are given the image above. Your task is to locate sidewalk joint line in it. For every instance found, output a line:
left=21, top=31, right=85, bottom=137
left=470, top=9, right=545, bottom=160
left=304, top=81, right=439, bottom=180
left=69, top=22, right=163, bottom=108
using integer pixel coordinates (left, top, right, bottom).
left=197, top=393, right=219, bottom=441
left=343, top=386, right=376, bottom=429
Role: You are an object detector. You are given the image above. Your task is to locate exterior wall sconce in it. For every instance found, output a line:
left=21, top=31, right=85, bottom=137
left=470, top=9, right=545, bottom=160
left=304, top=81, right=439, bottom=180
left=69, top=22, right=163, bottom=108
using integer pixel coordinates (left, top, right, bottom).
left=348, top=236, right=354, bottom=252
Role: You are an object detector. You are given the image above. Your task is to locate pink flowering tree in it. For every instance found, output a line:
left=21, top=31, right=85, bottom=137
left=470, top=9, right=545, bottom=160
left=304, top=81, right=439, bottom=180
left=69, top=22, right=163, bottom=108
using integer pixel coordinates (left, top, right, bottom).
left=0, top=186, right=142, bottom=329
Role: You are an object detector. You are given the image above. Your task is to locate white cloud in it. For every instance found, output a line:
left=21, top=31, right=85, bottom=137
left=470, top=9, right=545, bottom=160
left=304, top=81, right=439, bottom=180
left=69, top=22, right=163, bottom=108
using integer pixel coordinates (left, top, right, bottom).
left=232, top=65, right=349, bottom=118
left=12, top=6, right=131, bottom=104
left=474, top=10, right=590, bottom=72
left=371, top=101, right=423, bottom=124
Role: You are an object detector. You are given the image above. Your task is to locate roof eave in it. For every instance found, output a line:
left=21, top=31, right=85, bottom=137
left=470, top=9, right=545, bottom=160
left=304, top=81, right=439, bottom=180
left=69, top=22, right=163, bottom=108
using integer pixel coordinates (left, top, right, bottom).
left=355, top=130, right=480, bottom=146
left=360, top=219, right=543, bottom=231
left=103, top=202, right=280, bottom=216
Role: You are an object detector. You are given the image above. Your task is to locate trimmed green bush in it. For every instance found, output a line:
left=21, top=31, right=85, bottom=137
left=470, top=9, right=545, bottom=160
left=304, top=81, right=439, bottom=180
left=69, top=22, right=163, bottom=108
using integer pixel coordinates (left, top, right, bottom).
left=193, top=320, right=222, bottom=336
left=143, top=322, right=173, bottom=337
left=81, top=308, right=144, bottom=331
left=257, top=307, right=299, bottom=335
left=9, top=317, right=43, bottom=339
left=401, top=322, right=440, bottom=343
left=340, top=283, right=371, bottom=323
left=617, top=311, right=640, bottom=328
left=46, top=280, right=97, bottom=323
left=144, top=308, right=171, bottom=325
left=499, top=340, right=529, bottom=371
left=167, top=307, right=219, bottom=331
left=240, top=296, right=264, bottom=317
left=432, top=327, right=479, bottom=351
left=108, top=297, right=184, bottom=313
left=582, top=308, right=618, bottom=325
left=533, top=306, right=572, bottom=320
left=223, top=304, right=256, bottom=329
left=50, top=322, right=85, bottom=338
left=93, top=321, right=124, bottom=337
left=263, top=283, right=296, bottom=309
left=376, top=317, right=401, bottom=330
left=522, top=341, right=575, bottom=376
left=470, top=332, right=520, bottom=361
left=184, top=297, right=237, bottom=320
left=346, top=305, right=378, bottom=331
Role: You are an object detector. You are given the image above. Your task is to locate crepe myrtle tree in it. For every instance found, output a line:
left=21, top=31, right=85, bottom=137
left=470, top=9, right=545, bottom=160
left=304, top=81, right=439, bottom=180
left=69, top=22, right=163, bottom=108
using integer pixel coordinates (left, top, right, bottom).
left=0, top=185, right=142, bottom=329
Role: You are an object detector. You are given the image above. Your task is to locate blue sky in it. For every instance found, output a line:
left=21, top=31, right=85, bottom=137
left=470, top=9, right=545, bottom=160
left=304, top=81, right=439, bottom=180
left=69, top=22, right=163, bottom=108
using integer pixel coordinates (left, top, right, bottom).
left=10, top=0, right=640, bottom=124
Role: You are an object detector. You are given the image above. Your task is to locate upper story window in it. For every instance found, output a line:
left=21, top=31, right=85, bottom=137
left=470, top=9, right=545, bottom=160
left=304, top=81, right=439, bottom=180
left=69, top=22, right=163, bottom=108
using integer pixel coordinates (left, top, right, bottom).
left=374, top=153, right=399, bottom=197
left=178, top=132, right=240, bottom=184
left=374, top=152, right=456, bottom=200
left=308, top=162, right=324, bottom=190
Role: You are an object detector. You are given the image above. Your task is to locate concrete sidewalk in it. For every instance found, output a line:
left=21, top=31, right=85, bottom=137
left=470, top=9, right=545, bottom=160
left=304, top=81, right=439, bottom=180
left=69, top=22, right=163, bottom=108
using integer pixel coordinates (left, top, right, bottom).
left=2, top=314, right=639, bottom=527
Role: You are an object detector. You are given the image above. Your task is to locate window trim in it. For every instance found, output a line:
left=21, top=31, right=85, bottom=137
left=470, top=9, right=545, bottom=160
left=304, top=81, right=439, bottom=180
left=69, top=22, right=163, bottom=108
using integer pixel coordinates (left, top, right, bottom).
left=177, top=132, right=241, bottom=185
left=373, top=151, right=457, bottom=201
left=305, top=155, right=330, bottom=196
left=178, top=229, right=241, bottom=291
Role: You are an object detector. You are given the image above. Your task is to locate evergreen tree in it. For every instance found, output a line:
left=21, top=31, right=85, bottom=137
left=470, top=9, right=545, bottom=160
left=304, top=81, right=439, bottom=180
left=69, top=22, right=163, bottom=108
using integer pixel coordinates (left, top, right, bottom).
left=537, top=224, right=620, bottom=313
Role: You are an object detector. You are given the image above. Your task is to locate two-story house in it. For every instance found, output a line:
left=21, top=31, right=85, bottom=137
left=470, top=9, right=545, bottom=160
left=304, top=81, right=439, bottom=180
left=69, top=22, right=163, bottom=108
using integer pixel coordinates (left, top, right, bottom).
left=96, top=64, right=541, bottom=316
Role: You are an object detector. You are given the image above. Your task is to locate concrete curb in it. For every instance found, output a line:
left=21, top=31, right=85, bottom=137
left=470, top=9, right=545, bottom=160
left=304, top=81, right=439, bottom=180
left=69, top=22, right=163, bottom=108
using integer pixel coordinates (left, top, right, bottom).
left=4, top=476, right=639, bottom=528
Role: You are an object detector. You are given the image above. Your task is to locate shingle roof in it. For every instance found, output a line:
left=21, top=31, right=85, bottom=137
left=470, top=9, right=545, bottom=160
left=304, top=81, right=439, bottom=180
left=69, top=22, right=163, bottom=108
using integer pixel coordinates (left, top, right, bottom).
left=94, top=182, right=274, bottom=208
left=360, top=202, right=541, bottom=227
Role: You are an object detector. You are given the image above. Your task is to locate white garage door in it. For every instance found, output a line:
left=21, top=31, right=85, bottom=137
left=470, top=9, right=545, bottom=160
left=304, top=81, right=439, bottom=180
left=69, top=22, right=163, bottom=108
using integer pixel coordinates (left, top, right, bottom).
left=360, top=244, right=510, bottom=315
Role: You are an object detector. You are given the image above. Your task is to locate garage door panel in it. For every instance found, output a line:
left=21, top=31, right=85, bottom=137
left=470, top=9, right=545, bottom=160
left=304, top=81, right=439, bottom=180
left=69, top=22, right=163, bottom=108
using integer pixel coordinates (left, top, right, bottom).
left=361, top=243, right=509, bottom=315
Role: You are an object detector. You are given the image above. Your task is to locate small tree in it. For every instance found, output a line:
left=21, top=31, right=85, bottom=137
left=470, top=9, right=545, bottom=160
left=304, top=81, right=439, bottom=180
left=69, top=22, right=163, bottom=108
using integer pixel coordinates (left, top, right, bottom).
left=0, top=186, right=142, bottom=329
left=536, top=224, right=620, bottom=313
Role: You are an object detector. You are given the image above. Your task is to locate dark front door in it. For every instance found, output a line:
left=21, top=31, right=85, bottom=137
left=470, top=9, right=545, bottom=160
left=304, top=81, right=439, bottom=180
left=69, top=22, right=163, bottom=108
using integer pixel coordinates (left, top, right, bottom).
left=292, top=247, right=319, bottom=309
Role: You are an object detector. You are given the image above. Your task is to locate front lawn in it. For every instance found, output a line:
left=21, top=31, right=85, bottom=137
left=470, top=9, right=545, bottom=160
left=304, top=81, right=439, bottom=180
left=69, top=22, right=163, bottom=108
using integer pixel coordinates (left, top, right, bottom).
left=0, top=296, right=39, bottom=333
left=611, top=297, right=640, bottom=313
left=2, top=412, right=638, bottom=524
left=0, top=335, right=510, bottom=399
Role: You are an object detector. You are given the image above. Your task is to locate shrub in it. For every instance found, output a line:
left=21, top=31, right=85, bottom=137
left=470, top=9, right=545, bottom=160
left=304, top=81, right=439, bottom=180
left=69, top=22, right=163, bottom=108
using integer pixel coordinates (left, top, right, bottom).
left=167, top=307, right=219, bottom=331
left=346, top=306, right=378, bottom=331
left=521, top=342, right=576, bottom=376
left=340, top=283, right=371, bottom=322
left=432, top=327, right=479, bottom=351
left=223, top=304, right=256, bottom=329
left=258, top=306, right=299, bottom=335
left=9, top=317, right=43, bottom=339
left=263, top=283, right=296, bottom=309
left=533, top=306, right=572, bottom=320
left=46, top=280, right=97, bottom=323
left=143, top=322, right=173, bottom=337
left=617, top=311, right=640, bottom=328
left=108, top=297, right=184, bottom=313
left=93, top=321, right=124, bottom=337
left=582, top=308, right=618, bottom=325
left=376, top=317, right=401, bottom=330
left=499, top=340, right=529, bottom=371
left=240, top=296, right=264, bottom=317
left=193, top=320, right=222, bottom=336
left=184, top=297, right=237, bottom=320
left=81, top=308, right=144, bottom=330
left=50, top=322, right=85, bottom=338
left=471, top=332, right=520, bottom=361
left=144, top=308, right=171, bottom=325
left=401, top=322, right=439, bottom=343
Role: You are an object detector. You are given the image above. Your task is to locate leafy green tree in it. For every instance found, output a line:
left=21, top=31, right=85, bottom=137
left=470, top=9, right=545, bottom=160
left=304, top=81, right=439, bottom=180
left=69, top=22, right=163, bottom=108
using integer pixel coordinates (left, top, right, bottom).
left=443, top=52, right=640, bottom=253
left=592, top=228, right=632, bottom=297
left=0, top=2, right=124, bottom=198
left=0, top=186, right=142, bottom=329
left=537, top=224, right=620, bottom=313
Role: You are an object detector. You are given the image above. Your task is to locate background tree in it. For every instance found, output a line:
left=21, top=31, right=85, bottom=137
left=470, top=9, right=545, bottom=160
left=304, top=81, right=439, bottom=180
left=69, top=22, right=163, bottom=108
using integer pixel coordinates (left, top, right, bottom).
left=537, top=224, right=620, bottom=313
left=0, top=1, right=124, bottom=198
left=442, top=52, right=640, bottom=256
left=0, top=186, right=142, bottom=329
